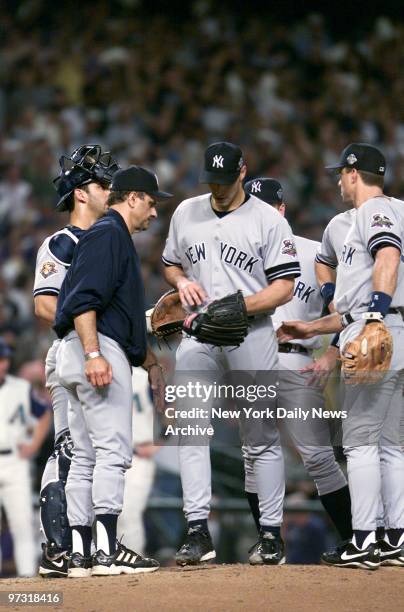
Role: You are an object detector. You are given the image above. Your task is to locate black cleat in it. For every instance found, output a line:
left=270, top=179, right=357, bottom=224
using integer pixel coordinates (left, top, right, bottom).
left=322, top=539, right=380, bottom=570
left=39, top=543, right=69, bottom=578
left=175, top=526, right=216, bottom=566
left=68, top=552, right=93, bottom=578
left=379, top=538, right=404, bottom=567
left=249, top=532, right=285, bottom=566
left=92, top=541, right=159, bottom=575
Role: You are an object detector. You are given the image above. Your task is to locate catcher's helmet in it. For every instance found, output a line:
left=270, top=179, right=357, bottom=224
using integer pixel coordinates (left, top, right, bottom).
left=53, top=144, right=120, bottom=211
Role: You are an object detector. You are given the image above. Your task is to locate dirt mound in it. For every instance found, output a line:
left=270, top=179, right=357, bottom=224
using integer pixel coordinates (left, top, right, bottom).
left=1, top=564, right=403, bottom=612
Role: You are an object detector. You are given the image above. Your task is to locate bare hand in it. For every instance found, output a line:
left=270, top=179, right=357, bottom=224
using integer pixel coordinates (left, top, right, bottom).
left=85, top=356, right=112, bottom=388
left=300, top=347, right=339, bottom=388
left=135, top=442, right=159, bottom=459
left=148, top=364, right=166, bottom=413
left=177, top=278, right=207, bottom=308
left=18, top=442, right=37, bottom=459
left=278, top=320, right=314, bottom=343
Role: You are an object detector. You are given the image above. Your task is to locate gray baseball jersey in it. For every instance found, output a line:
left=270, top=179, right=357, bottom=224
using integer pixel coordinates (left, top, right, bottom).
left=315, top=208, right=356, bottom=270
left=272, top=235, right=323, bottom=350
left=163, top=193, right=301, bottom=307
left=334, top=196, right=404, bottom=315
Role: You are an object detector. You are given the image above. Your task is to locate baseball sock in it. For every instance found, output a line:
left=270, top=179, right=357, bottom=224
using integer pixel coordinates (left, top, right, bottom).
left=376, top=526, right=385, bottom=541
left=386, top=528, right=404, bottom=547
left=245, top=492, right=260, bottom=533
left=188, top=519, right=208, bottom=532
left=71, top=526, right=92, bottom=557
left=260, top=526, right=281, bottom=537
left=353, top=530, right=374, bottom=549
left=319, top=485, right=352, bottom=540
left=95, top=514, right=118, bottom=555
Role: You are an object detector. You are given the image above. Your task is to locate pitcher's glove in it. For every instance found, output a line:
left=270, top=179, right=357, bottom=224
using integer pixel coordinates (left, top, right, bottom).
left=341, top=321, right=393, bottom=385
left=147, top=289, right=186, bottom=339
left=182, top=290, right=249, bottom=347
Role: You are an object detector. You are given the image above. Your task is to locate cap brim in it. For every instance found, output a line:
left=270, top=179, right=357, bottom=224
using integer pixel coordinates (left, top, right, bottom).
left=149, top=190, right=173, bottom=200
left=325, top=163, right=344, bottom=171
left=199, top=169, right=240, bottom=185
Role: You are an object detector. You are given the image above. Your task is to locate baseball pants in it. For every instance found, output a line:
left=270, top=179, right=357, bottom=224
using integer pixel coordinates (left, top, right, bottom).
left=56, top=331, right=133, bottom=527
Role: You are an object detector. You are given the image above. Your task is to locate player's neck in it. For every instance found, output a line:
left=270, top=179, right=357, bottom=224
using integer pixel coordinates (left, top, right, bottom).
left=69, top=209, right=102, bottom=230
left=211, top=187, right=245, bottom=212
left=354, top=186, right=384, bottom=209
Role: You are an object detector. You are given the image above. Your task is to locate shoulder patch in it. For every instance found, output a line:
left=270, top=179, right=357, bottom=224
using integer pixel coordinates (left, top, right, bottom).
left=40, top=261, right=59, bottom=279
left=281, top=238, right=297, bottom=257
left=48, top=233, right=77, bottom=266
left=371, top=213, right=394, bottom=229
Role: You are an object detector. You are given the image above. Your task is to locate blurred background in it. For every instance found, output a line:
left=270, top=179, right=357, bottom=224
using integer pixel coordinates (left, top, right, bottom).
left=1, top=0, right=403, bottom=575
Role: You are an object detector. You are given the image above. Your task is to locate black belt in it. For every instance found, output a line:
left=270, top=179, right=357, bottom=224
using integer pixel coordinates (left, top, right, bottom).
left=278, top=343, right=309, bottom=355
left=343, top=308, right=404, bottom=327
left=388, top=308, right=404, bottom=319
left=0, top=449, right=12, bottom=455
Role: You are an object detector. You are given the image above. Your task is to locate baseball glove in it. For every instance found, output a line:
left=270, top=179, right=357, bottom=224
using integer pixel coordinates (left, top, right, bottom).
left=182, top=290, right=249, bottom=347
left=148, top=289, right=186, bottom=339
left=341, top=321, right=393, bottom=385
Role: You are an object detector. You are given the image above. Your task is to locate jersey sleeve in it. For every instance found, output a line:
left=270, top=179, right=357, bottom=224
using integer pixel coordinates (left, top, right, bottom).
left=357, top=199, right=402, bottom=259
left=33, top=242, right=67, bottom=298
left=263, top=216, right=301, bottom=283
left=162, top=209, right=183, bottom=267
left=315, top=221, right=338, bottom=268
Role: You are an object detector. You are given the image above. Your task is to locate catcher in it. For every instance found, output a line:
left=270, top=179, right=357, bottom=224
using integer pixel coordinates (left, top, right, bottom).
left=279, top=143, right=404, bottom=570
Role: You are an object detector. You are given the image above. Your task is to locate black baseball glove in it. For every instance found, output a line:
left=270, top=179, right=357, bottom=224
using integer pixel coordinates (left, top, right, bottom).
left=182, top=290, right=249, bottom=347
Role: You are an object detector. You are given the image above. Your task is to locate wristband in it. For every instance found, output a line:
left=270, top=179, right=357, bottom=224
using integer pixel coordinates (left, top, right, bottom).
left=85, top=350, right=102, bottom=361
left=145, top=362, right=164, bottom=373
left=368, top=291, right=392, bottom=316
left=330, top=333, right=340, bottom=348
left=320, top=283, right=335, bottom=307
left=362, top=311, right=384, bottom=324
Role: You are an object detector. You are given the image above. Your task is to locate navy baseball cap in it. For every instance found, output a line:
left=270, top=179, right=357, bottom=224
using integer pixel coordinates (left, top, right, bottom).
left=111, top=166, right=173, bottom=200
left=244, top=178, right=284, bottom=204
left=199, top=142, right=244, bottom=185
left=325, top=143, right=386, bottom=176
left=0, top=337, right=12, bottom=359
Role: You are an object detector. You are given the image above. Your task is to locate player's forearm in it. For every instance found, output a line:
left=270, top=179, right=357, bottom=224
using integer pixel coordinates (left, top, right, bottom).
left=244, top=279, right=294, bottom=315
left=164, top=265, right=187, bottom=289
left=315, top=261, right=337, bottom=287
left=31, top=410, right=52, bottom=451
left=142, top=345, right=162, bottom=370
left=73, top=310, right=100, bottom=353
left=34, top=295, right=57, bottom=324
left=372, top=247, right=400, bottom=297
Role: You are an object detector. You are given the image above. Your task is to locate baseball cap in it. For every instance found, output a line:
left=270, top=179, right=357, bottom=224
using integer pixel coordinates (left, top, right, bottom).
left=244, top=178, right=283, bottom=204
left=325, top=143, right=386, bottom=176
left=199, top=142, right=244, bottom=185
left=0, top=337, right=12, bottom=359
left=110, top=166, right=173, bottom=200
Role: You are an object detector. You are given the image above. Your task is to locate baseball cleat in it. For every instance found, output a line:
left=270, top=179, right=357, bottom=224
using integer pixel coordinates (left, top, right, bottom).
left=249, top=532, right=286, bottom=566
left=92, top=541, right=159, bottom=575
left=39, top=543, right=69, bottom=578
left=322, top=540, right=380, bottom=570
left=379, top=538, right=404, bottom=566
left=175, top=526, right=216, bottom=566
left=67, top=552, right=93, bottom=578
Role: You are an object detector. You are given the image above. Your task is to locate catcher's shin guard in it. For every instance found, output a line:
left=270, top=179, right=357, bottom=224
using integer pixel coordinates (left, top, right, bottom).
left=40, top=434, right=73, bottom=552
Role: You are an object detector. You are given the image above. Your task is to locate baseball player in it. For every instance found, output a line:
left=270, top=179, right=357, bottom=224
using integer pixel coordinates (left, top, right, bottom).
left=280, top=143, right=404, bottom=569
left=34, top=145, right=120, bottom=578
left=243, top=178, right=352, bottom=549
left=54, top=166, right=170, bottom=577
left=0, top=338, right=51, bottom=577
left=118, top=367, right=157, bottom=554
left=162, top=142, right=301, bottom=566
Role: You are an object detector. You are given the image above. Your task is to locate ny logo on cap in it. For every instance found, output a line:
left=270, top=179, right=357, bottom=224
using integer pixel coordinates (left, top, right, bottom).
left=251, top=181, right=261, bottom=193
left=346, top=153, right=357, bottom=165
left=212, top=155, right=224, bottom=169
left=277, top=188, right=283, bottom=199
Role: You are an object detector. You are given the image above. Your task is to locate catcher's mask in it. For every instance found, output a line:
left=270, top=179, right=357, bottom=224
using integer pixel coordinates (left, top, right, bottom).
left=53, top=144, right=120, bottom=212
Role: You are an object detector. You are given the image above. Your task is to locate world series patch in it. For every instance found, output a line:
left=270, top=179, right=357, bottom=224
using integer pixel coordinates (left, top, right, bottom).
left=40, top=261, right=58, bottom=279
left=281, top=239, right=297, bottom=257
left=371, top=213, right=393, bottom=229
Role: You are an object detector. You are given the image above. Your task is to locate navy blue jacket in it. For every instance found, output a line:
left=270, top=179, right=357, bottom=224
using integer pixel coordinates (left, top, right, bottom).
left=54, top=208, right=147, bottom=366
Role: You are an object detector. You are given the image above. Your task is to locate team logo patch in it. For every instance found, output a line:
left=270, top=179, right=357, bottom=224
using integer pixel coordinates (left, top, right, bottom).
left=212, top=155, right=224, bottom=168
left=281, top=239, right=297, bottom=257
left=346, top=153, right=357, bottom=165
left=40, top=261, right=58, bottom=279
left=371, top=213, right=394, bottom=228
left=250, top=181, right=261, bottom=193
